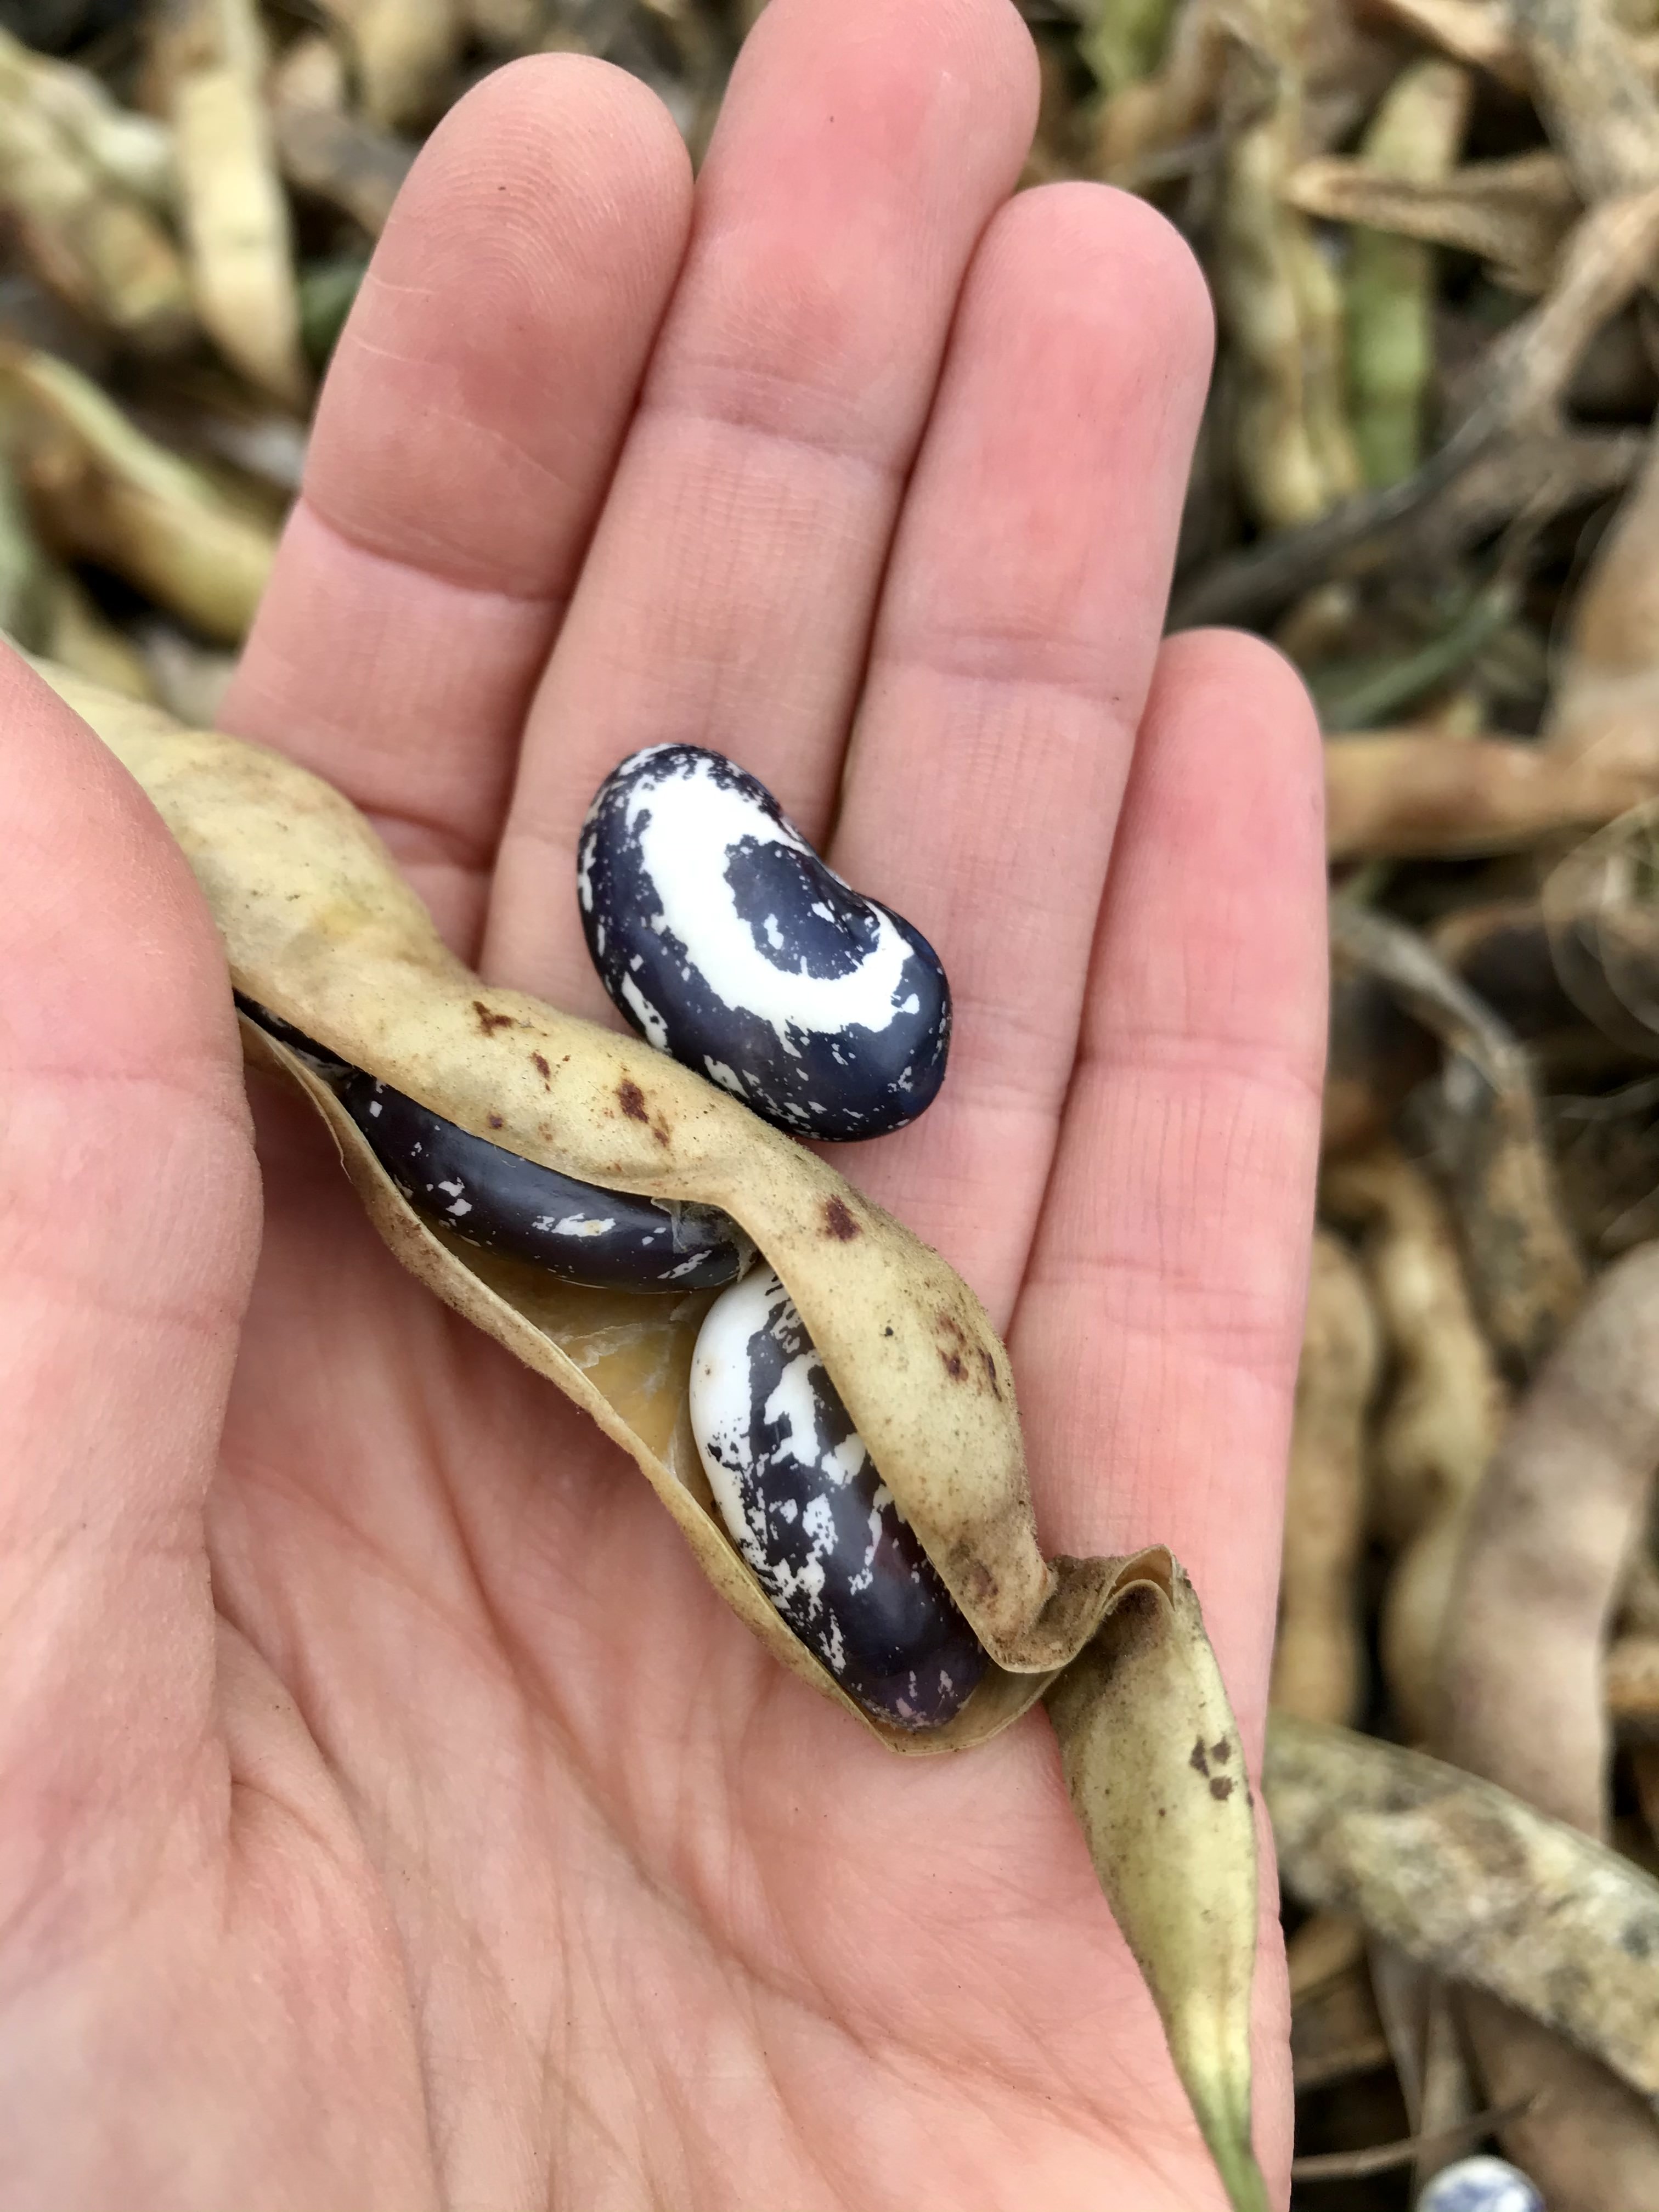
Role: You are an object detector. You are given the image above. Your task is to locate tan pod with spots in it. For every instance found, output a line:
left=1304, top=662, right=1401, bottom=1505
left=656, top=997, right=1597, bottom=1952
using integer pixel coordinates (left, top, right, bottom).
left=35, top=655, right=1271, bottom=2212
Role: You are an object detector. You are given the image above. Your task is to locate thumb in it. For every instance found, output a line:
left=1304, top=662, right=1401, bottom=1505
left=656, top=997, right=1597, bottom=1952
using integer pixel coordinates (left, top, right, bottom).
left=0, top=647, right=259, bottom=1909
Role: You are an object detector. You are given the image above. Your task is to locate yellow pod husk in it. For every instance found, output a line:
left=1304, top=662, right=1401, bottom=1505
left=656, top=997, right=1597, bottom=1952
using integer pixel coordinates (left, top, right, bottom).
left=35, top=653, right=1268, bottom=2212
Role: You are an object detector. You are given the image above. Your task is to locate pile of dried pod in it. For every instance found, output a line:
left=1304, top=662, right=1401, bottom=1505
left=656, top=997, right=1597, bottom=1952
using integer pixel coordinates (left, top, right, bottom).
left=7, top=0, right=1659, bottom=2204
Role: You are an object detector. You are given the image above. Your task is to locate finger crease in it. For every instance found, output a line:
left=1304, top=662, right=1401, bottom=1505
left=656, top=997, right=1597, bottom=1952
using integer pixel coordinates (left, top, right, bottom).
left=296, top=493, right=574, bottom=617
left=637, top=392, right=905, bottom=495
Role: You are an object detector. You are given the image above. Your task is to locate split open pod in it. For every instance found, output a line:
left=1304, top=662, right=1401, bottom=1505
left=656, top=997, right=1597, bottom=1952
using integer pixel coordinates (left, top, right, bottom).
left=33, top=654, right=1272, bottom=2212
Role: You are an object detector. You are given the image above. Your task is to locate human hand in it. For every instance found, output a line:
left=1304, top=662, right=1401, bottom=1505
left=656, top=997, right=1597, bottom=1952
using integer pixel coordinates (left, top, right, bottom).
left=0, top=2, right=1324, bottom=2204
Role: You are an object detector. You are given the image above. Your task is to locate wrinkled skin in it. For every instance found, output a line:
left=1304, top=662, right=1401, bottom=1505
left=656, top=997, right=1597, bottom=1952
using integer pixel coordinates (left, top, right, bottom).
left=0, top=4, right=1324, bottom=2205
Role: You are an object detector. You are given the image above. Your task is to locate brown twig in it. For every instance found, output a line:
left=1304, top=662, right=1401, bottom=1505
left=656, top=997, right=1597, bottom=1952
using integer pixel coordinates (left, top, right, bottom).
left=1288, top=2095, right=1536, bottom=2180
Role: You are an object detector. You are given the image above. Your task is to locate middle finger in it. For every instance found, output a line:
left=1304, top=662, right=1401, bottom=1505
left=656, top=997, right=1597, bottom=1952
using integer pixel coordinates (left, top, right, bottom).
left=484, top=0, right=1039, bottom=1016
left=825, top=184, right=1214, bottom=1325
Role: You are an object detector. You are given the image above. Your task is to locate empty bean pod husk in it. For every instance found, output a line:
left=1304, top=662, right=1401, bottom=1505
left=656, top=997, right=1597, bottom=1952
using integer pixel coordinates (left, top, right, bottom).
left=29, top=653, right=1271, bottom=2212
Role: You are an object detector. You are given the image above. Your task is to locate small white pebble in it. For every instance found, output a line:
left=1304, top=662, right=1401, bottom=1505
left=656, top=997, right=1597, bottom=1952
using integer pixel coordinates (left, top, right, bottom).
left=1418, top=2155, right=1545, bottom=2212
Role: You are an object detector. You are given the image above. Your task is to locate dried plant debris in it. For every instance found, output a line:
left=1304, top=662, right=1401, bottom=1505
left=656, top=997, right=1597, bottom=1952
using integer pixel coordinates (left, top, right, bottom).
left=269, top=31, right=415, bottom=236
left=1287, top=146, right=1577, bottom=297
left=1438, top=1240, right=1659, bottom=1831
left=10, top=4, right=1659, bottom=2204
left=1329, top=902, right=1584, bottom=1379
left=1271, top=1229, right=1380, bottom=1727
left=0, top=27, right=191, bottom=349
left=1342, top=60, right=1472, bottom=490
left=0, top=342, right=275, bottom=640
left=1267, top=1716, right=1659, bottom=2112
left=1321, top=1146, right=1507, bottom=1742
left=160, top=0, right=309, bottom=409
left=1431, top=1238, right=1659, bottom=2204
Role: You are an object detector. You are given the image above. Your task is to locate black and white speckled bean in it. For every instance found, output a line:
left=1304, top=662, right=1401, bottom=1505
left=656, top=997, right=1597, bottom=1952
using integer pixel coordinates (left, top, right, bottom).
left=690, top=1264, right=987, bottom=1727
left=336, top=1075, right=749, bottom=1290
left=578, top=745, right=951, bottom=1141
left=239, top=1000, right=748, bottom=1294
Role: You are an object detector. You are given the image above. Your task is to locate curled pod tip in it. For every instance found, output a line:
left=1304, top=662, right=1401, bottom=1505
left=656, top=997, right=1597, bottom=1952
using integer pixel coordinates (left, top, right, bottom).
left=578, top=744, right=950, bottom=1142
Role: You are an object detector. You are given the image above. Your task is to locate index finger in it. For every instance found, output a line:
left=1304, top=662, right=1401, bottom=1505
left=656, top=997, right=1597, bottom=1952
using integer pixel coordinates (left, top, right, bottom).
left=222, top=57, right=693, bottom=952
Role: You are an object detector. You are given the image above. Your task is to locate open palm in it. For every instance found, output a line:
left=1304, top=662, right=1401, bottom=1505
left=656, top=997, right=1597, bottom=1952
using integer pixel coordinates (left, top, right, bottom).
left=0, top=3, right=1325, bottom=2204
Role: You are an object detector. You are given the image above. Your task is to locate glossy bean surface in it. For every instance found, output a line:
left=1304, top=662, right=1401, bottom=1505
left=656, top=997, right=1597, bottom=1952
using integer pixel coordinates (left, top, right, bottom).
left=690, top=1265, right=987, bottom=1727
left=336, top=1074, right=748, bottom=1291
left=239, top=1000, right=747, bottom=1293
left=578, top=744, right=950, bottom=1141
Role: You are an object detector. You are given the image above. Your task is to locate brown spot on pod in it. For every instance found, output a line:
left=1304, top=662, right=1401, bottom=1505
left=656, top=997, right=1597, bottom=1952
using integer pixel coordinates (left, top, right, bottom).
left=473, top=1000, right=516, bottom=1036
left=618, top=1078, right=649, bottom=1122
left=823, top=1195, right=860, bottom=1241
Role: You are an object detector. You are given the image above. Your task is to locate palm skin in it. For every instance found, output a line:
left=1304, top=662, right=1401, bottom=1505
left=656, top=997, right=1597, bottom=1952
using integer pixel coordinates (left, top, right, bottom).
left=0, top=2, right=1326, bottom=2205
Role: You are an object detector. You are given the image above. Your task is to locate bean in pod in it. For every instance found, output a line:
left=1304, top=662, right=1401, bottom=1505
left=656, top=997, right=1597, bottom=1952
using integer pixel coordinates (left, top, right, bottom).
left=578, top=743, right=951, bottom=1141
left=240, top=999, right=750, bottom=1295
left=42, top=656, right=1270, bottom=2212
left=691, top=1263, right=988, bottom=1728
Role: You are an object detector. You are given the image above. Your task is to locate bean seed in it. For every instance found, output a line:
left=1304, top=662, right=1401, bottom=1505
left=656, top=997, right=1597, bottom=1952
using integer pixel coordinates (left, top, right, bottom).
left=239, top=998, right=748, bottom=1293
left=690, top=1263, right=987, bottom=1727
left=578, top=745, right=950, bottom=1141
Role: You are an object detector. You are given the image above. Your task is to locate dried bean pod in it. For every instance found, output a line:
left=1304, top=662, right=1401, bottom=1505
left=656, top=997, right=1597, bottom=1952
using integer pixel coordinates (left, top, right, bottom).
left=38, top=657, right=1268, bottom=2212
left=1343, top=60, right=1472, bottom=490
left=691, top=1265, right=986, bottom=1727
left=1322, top=1146, right=1507, bottom=1743
left=163, top=0, right=309, bottom=413
left=1270, top=1231, right=1378, bottom=1727
left=1436, top=1243, right=1659, bottom=2202
left=578, top=744, right=950, bottom=1141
